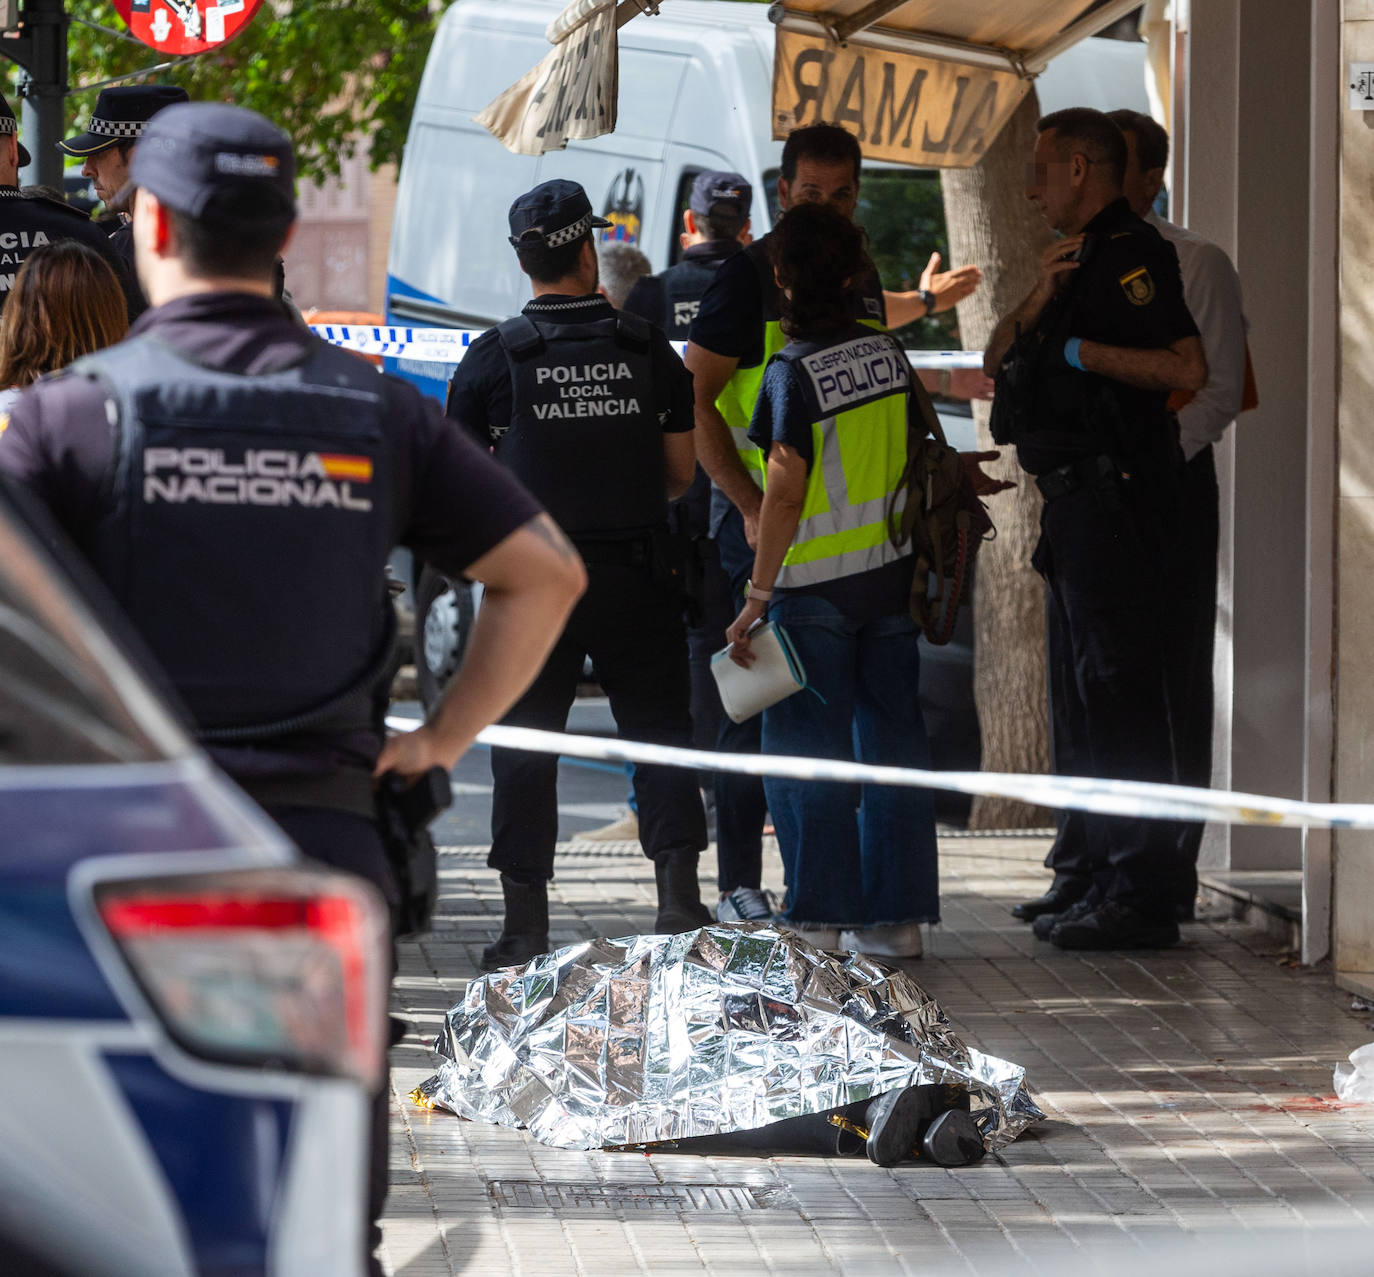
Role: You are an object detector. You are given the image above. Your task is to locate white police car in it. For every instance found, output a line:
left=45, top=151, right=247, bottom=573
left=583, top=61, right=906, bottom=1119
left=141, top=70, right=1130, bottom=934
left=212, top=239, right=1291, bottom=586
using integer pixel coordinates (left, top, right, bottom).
left=0, top=484, right=389, bottom=1276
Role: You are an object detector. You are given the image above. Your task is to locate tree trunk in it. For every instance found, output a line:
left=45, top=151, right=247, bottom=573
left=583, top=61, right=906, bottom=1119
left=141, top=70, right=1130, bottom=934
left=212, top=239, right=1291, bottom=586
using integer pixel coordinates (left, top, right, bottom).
left=940, top=91, right=1055, bottom=829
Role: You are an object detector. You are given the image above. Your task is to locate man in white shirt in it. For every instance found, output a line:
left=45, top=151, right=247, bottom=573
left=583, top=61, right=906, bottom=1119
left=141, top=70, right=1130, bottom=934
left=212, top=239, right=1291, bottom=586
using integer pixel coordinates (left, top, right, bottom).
left=1108, top=108, right=1254, bottom=919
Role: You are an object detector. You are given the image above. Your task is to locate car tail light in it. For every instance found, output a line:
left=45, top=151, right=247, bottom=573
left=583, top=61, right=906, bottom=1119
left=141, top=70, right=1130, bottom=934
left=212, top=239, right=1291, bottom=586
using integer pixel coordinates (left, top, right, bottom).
left=95, top=868, right=390, bottom=1088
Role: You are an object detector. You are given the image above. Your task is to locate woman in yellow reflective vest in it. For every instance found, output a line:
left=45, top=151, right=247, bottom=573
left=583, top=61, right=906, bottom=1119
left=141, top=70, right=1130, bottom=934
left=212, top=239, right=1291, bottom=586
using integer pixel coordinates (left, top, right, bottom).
left=725, top=204, right=1006, bottom=959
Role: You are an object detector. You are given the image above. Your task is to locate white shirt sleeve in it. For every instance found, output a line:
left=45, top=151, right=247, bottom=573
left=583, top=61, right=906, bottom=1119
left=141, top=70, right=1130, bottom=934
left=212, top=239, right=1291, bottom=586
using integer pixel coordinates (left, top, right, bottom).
left=1174, top=238, right=1248, bottom=460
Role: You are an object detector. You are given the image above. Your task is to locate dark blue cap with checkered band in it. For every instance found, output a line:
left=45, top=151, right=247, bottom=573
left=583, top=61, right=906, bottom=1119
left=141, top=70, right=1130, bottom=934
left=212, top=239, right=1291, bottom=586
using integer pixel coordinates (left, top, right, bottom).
left=0, top=92, right=31, bottom=170
left=508, top=179, right=612, bottom=249
left=59, top=85, right=190, bottom=158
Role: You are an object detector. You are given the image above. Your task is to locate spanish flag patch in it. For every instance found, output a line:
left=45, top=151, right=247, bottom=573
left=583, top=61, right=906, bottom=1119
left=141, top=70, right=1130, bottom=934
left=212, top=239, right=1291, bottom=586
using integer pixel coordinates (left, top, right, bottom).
left=317, top=453, right=374, bottom=483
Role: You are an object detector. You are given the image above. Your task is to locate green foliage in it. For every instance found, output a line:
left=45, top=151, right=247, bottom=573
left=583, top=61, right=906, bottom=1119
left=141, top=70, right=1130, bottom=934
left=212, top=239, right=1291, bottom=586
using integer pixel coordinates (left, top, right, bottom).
left=856, top=168, right=958, bottom=350
left=56, top=0, right=438, bottom=181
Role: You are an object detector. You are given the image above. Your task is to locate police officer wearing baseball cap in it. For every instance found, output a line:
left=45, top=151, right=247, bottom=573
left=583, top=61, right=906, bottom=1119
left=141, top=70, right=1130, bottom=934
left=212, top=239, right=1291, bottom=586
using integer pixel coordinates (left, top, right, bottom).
left=0, top=102, right=585, bottom=1272
left=59, top=84, right=190, bottom=310
left=624, top=169, right=752, bottom=340
left=0, top=90, right=140, bottom=317
left=620, top=170, right=757, bottom=913
left=446, top=177, right=710, bottom=967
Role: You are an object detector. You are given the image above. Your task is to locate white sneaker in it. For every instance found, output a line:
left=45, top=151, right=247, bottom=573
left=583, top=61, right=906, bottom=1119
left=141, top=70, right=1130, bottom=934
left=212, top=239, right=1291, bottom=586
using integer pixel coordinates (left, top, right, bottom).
left=790, top=923, right=841, bottom=949
left=573, top=810, right=639, bottom=841
left=839, top=924, right=923, bottom=958
left=716, top=887, right=776, bottom=923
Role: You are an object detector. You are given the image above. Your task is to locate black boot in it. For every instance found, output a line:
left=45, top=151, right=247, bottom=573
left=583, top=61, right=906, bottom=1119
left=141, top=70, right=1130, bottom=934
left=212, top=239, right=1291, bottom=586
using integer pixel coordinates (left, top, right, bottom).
left=654, top=851, right=713, bottom=933
left=480, top=875, right=549, bottom=972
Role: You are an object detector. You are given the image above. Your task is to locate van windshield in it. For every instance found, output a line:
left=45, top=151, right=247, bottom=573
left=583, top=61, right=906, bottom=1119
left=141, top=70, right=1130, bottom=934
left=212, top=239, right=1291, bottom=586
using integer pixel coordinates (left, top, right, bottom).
left=762, top=166, right=962, bottom=351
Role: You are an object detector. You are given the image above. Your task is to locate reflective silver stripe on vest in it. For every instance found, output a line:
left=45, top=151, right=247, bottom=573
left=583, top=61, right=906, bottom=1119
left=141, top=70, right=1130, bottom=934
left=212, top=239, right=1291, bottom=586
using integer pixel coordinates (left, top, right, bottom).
left=776, top=538, right=910, bottom=588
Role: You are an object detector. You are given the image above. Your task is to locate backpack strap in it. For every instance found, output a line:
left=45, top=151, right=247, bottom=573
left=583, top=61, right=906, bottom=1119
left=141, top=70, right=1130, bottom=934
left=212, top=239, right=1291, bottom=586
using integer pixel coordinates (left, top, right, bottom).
left=614, top=310, right=652, bottom=352
left=496, top=315, right=544, bottom=359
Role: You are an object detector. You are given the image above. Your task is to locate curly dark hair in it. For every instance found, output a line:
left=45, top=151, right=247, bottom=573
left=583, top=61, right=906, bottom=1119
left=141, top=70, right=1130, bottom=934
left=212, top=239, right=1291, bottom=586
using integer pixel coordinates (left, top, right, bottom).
left=768, top=202, right=867, bottom=340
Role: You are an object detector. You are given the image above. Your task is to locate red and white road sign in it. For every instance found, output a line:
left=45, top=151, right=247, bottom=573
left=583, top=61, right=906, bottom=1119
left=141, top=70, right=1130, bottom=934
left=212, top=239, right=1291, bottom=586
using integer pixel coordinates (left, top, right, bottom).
left=112, top=0, right=265, bottom=56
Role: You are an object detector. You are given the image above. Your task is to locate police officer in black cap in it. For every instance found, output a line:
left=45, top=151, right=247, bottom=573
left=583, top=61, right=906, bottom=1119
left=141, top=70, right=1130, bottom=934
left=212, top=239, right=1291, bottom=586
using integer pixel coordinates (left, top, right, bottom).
left=0, top=90, right=139, bottom=317
left=622, top=170, right=753, bottom=902
left=0, top=102, right=586, bottom=1273
left=446, top=178, right=710, bottom=968
left=985, top=107, right=1207, bottom=951
left=59, top=83, right=190, bottom=295
left=624, top=169, right=752, bottom=339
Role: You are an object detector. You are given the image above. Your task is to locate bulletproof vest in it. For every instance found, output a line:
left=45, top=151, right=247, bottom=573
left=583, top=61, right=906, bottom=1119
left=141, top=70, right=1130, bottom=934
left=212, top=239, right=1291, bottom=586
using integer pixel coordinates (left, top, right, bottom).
left=495, top=310, right=666, bottom=536
left=76, top=334, right=395, bottom=734
left=659, top=256, right=722, bottom=339
left=1009, top=234, right=1176, bottom=468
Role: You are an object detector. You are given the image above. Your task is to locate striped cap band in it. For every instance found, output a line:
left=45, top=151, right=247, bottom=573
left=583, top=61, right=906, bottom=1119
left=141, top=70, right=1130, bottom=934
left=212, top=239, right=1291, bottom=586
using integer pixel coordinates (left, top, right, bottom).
left=543, top=212, right=593, bottom=248
left=0, top=118, right=16, bottom=137
left=88, top=117, right=145, bottom=139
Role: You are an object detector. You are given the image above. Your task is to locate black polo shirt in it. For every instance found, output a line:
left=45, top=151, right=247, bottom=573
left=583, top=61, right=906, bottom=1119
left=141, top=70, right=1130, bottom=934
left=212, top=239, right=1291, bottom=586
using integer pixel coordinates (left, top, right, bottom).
left=1015, top=197, right=1198, bottom=474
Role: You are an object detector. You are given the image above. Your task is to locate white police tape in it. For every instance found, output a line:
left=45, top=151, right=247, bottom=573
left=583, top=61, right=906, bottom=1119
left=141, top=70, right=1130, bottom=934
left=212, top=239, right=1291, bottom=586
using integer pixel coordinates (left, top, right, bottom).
left=310, top=324, right=988, bottom=371
left=383, top=716, right=1370, bottom=831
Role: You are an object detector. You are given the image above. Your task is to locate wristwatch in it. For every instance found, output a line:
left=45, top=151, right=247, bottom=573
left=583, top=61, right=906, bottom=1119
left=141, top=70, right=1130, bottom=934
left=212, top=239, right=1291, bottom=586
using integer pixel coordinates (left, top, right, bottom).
left=920, top=288, right=937, bottom=317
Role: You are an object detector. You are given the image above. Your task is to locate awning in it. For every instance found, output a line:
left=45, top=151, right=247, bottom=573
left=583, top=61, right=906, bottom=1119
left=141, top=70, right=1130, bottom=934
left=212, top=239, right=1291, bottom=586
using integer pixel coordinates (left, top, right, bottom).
left=771, top=0, right=1145, bottom=166
left=478, top=0, right=1145, bottom=164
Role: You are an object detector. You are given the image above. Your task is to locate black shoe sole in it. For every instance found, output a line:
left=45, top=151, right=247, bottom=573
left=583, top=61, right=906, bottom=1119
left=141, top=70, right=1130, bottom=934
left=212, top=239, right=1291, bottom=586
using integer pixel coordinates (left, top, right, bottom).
left=654, top=907, right=713, bottom=934
left=921, top=1110, right=985, bottom=1167
left=865, top=1087, right=935, bottom=1167
left=1050, top=924, right=1179, bottom=951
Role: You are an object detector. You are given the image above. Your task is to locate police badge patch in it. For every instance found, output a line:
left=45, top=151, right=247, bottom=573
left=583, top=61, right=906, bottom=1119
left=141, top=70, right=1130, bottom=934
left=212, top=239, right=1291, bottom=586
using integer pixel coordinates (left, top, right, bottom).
left=1119, top=266, right=1156, bottom=306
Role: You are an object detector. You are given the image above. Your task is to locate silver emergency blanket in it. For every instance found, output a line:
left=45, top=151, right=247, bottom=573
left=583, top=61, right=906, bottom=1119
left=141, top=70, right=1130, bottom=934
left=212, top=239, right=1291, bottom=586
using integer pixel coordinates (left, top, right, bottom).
left=422, top=924, right=1042, bottom=1151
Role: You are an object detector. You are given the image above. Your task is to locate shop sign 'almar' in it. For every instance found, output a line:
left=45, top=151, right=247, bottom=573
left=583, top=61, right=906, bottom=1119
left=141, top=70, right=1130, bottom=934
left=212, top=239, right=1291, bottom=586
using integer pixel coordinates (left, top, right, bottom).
left=772, top=30, right=1030, bottom=168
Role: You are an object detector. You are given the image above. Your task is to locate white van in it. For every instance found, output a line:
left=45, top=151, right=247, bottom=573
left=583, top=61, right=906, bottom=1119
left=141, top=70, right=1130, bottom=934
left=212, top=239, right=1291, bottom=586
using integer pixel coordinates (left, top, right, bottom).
left=385, top=0, right=1149, bottom=403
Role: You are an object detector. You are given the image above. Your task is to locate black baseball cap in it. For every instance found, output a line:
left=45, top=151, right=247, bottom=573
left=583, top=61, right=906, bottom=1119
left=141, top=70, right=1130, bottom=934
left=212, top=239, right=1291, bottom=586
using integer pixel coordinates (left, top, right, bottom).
left=0, top=93, right=31, bottom=170
left=119, top=102, right=296, bottom=221
left=689, top=170, right=751, bottom=219
left=59, top=85, right=190, bottom=157
left=508, top=179, right=611, bottom=249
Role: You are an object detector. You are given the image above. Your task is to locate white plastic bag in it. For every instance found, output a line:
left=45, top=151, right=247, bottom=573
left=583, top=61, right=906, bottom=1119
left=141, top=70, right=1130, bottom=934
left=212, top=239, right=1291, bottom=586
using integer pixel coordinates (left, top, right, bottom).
left=1333, top=1042, right=1374, bottom=1102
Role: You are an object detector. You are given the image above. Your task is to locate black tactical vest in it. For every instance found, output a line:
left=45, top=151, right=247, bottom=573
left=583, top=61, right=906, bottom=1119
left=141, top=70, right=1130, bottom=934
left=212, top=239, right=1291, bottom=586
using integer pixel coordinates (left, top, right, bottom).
left=496, top=310, right=666, bottom=537
left=76, top=335, right=395, bottom=734
left=659, top=257, right=721, bottom=338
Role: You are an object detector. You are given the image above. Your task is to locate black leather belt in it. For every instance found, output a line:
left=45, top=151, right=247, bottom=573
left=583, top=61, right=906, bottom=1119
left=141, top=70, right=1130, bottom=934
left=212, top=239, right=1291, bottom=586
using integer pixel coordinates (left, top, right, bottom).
left=1035, top=454, right=1117, bottom=503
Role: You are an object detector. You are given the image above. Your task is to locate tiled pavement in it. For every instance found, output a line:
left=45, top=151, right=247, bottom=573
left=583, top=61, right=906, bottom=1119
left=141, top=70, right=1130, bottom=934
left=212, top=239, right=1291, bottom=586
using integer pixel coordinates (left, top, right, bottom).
left=380, top=835, right=1374, bottom=1275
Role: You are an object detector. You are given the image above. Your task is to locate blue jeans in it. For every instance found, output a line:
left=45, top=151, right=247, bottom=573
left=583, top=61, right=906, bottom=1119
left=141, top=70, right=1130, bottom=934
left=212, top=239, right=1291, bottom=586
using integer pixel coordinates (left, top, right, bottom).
left=761, top=594, right=939, bottom=927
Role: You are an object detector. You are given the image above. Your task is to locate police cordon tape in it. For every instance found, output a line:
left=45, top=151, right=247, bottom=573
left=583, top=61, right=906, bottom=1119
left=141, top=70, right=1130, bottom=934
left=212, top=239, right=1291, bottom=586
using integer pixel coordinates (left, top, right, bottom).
left=383, top=715, right=1369, bottom=831
left=309, top=324, right=988, bottom=370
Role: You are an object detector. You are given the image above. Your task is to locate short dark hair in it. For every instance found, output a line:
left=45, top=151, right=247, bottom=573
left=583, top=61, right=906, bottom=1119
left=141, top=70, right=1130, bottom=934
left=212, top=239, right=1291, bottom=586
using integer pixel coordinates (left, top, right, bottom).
left=1036, top=107, right=1127, bottom=186
left=701, top=204, right=746, bottom=242
left=167, top=192, right=294, bottom=280
left=515, top=232, right=589, bottom=285
left=768, top=201, right=866, bottom=339
left=780, top=123, right=862, bottom=185
left=1106, top=108, right=1169, bottom=173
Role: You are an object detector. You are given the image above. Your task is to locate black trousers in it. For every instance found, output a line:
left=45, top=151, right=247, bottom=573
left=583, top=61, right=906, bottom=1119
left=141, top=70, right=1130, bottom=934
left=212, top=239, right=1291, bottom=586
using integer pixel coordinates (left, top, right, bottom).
left=488, top=558, right=707, bottom=880
left=1164, top=446, right=1220, bottom=908
left=711, top=506, right=771, bottom=892
left=1036, top=472, right=1190, bottom=918
left=269, top=805, right=397, bottom=1275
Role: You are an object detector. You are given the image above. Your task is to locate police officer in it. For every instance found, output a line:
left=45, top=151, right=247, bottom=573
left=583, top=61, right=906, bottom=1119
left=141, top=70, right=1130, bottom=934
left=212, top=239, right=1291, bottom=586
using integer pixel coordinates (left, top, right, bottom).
left=984, top=107, right=1207, bottom=950
left=59, top=83, right=189, bottom=306
left=0, top=91, right=139, bottom=318
left=446, top=178, right=710, bottom=968
left=625, top=169, right=752, bottom=339
left=684, top=128, right=983, bottom=926
left=621, top=170, right=758, bottom=913
left=0, top=103, right=586, bottom=1274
